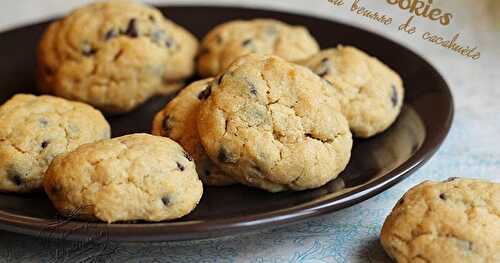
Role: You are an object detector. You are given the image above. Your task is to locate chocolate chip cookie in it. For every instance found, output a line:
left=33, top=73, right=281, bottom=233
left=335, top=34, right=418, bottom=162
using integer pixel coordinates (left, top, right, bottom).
left=44, top=133, right=203, bottom=223
left=300, top=46, right=404, bottom=138
left=197, top=54, right=352, bottom=192
left=381, top=178, right=500, bottom=263
left=152, top=78, right=236, bottom=186
left=0, top=94, right=110, bottom=193
left=197, top=19, right=319, bottom=77
left=37, top=1, right=198, bottom=113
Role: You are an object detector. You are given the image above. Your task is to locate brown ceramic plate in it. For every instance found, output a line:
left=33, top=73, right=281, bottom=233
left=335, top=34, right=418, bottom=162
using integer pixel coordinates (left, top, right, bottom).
left=0, top=6, right=453, bottom=242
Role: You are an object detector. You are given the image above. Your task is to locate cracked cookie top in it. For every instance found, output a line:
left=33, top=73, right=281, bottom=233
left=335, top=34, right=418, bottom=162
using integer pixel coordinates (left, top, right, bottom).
left=37, top=0, right=199, bottom=113
left=44, top=133, right=203, bottom=223
left=197, top=19, right=319, bottom=77
left=152, top=78, right=236, bottom=186
left=0, top=94, right=110, bottom=193
left=197, top=54, right=352, bottom=192
left=381, top=178, right=500, bottom=263
left=299, top=46, right=404, bottom=138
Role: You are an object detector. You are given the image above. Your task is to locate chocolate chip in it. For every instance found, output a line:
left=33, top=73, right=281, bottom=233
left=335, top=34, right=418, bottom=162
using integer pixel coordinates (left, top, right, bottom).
left=51, top=185, right=61, bottom=194
left=7, top=169, right=23, bottom=186
left=391, top=85, right=398, bottom=107
left=316, top=58, right=330, bottom=77
left=183, top=151, right=193, bottom=162
left=248, top=82, right=257, bottom=95
left=125, top=18, right=139, bottom=38
left=162, top=115, right=172, bottom=135
left=148, top=15, right=156, bottom=22
left=439, top=193, right=447, bottom=200
left=217, top=74, right=224, bottom=86
left=105, top=29, right=118, bottom=40
left=165, top=39, right=173, bottom=48
left=39, top=118, right=48, bottom=127
left=305, top=133, right=314, bottom=139
left=218, top=149, right=229, bottom=163
left=176, top=162, right=185, bottom=171
left=11, top=176, right=22, bottom=186
left=317, top=70, right=328, bottom=78
left=81, top=42, right=96, bottom=56
left=44, top=66, right=54, bottom=75
left=198, top=85, right=212, bottom=100
left=218, top=147, right=238, bottom=164
left=151, top=32, right=174, bottom=49
left=242, top=39, right=253, bottom=47
left=41, top=140, right=49, bottom=149
left=324, top=79, right=334, bottom=86
left=397, top=197, right=405, bottom=205
left=161, top=196, right=170, bottom=206
left=445, top=177, right=460, bottom=182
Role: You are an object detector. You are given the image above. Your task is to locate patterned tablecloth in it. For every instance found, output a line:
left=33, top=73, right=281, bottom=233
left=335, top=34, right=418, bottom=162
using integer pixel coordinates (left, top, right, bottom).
left=0, top=0, right=498, bottom=262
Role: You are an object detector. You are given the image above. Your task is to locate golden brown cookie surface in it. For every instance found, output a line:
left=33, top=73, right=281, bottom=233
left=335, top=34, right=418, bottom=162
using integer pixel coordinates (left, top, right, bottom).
left=0, top=94, right=110, bottom=193
left=300, top=46, right=404, bottom=138
left=381, top=178, right=500, bottom=263
left=152, top=78, right=236, bottom=186
left=37, top=1, right=198, bottom=113
left=44, top=133, right=203, bottom=223
left=197, top=54, right=352, bottom=192
left=198, top=19, right=319, bottom=77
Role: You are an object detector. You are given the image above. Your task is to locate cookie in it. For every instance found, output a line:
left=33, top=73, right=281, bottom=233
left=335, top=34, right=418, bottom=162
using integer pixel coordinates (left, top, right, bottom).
left=381, top=178, right=500, bottom=263
left=0, top=94, right=110, bottom=193
left=299, top=46, right=404, bottom=138
left=37, top=1, right=199, bottom=113
left=197, top=19, right=319, bottom=77
left=197, top=54, right=352, bottom=192
left=44, top=133, right=203, bottom=223
left=152, top=78, right=236, bottom=186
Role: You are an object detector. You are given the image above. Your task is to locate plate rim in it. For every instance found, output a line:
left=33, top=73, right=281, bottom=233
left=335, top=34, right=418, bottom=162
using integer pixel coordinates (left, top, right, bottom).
left=0, top=5, right=454, bottom=242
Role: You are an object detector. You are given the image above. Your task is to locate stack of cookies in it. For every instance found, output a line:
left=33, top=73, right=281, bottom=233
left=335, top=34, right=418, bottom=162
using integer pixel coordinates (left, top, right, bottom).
left=154, top=54, right=354, bottom=192
left=153, top=18, right=404, bottom=192
left=2, top=1, right=204, bottom=223
left=0, top=0, right=406, bottom=223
